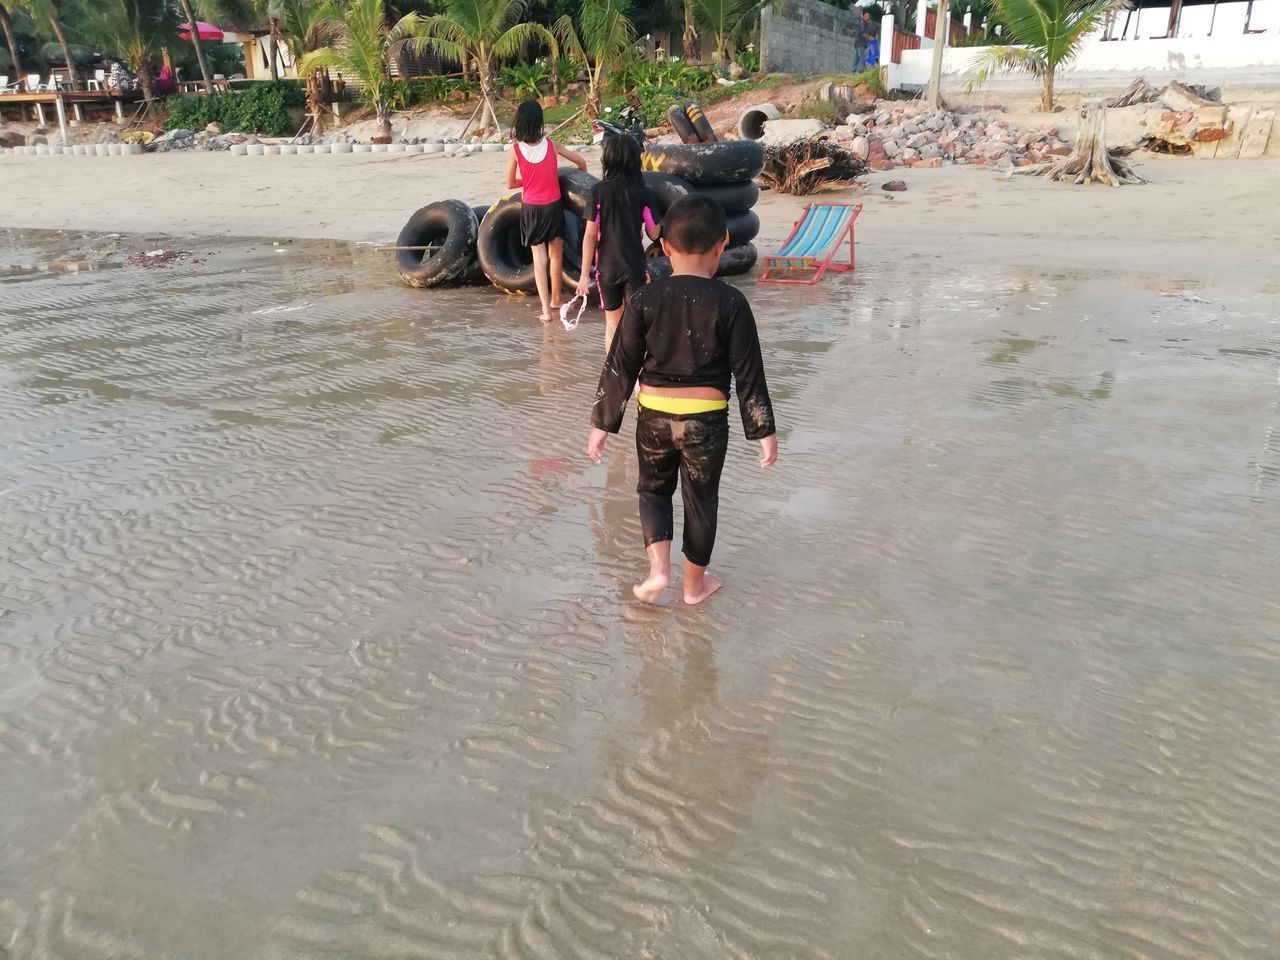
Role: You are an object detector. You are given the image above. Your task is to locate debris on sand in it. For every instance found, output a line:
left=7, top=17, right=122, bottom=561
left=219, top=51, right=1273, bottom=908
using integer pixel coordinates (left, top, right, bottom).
left=126, top=249, right=189, bottom=268
left=761, top=139, right=869, bottom=195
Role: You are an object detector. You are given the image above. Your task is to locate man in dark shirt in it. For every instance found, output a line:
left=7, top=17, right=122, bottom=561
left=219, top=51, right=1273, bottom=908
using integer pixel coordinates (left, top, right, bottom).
left=588, top=196, right=777, bottom=606
left=852, top=8, right=874, bottom=71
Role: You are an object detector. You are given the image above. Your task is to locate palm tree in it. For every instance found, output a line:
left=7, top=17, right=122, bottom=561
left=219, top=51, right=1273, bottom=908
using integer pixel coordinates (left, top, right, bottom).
left=964, top=0, right=1124, bottom=110
left=692, top=0, right=754, bottom=64
left=553, top=0, right=633, bottom=119
left=299, top=0, right=420, bottom=142
left=22, top=0, right=80, bottom=88
left=279, top=0, right=338, bottom=128
left=83, top=0, right=173, bottom=100
left=0, top=0, right=23, bottom=84
left=176, top=0, right=214, bottom=93
left=418, top=0, right=557, bottom=138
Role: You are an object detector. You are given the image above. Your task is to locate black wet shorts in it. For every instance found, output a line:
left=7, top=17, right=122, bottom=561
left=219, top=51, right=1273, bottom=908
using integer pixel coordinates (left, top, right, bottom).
left=520, top=200, right=563, bottom=247
left=635, top=406, right=730, bottom=568
left=597, top=263, right=647, bottom=312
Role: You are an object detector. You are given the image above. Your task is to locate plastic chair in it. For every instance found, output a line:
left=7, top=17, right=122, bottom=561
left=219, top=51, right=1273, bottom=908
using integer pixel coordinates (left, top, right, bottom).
left=0, top=75, right=20, bottom=94
left=27, top=73, right=47, bottom=92
left=758, top=203, right=863, bottom=285
left=87, top=69, right=106, bottom=91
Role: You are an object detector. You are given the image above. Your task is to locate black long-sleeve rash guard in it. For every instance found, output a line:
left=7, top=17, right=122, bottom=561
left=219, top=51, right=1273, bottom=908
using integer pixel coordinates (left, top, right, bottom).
left=591, top=275, right=777, bottom=441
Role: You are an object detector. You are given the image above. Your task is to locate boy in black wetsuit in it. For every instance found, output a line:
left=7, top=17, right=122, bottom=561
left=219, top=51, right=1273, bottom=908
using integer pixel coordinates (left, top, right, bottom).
left=587, top=196, right=778, bottom=606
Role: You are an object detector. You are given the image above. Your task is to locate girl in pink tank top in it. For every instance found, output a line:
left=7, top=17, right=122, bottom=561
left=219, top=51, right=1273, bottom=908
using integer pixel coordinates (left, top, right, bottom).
left=505, top=100, right=588, bottom=323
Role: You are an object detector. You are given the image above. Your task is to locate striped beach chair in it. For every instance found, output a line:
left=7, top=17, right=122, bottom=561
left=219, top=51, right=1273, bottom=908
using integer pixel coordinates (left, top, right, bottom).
left=758, top=202, right=862, bottom=285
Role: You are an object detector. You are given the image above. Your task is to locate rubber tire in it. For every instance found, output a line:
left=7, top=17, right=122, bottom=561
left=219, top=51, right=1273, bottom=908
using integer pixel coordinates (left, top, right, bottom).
left=726, top=210, right=760, bottom=247
left=558, top=168, right=598, bottom=220
left=641, top=140, right=766, bottom=185
left=685, top=100, right=717, bottom=143
left=394, top=199, right=479, bottom=288
left=643, top=173, right=760, bottom=217
left=646, top=242, right=758, bottom=281
left=667, top=103, right=701, bottom=144
left=692, top=180, right=759, bottom=215
left=477, top=195, right=590, bottom=295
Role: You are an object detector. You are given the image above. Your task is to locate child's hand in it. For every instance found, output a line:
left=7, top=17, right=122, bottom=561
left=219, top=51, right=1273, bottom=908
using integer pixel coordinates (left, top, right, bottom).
left=759, top=435, right=778, bottom=469
left=587, top=427, right=609, bottom=464
left=576, top=276, right=590, bottom=298
left=577, top=158, right=588, bottom=172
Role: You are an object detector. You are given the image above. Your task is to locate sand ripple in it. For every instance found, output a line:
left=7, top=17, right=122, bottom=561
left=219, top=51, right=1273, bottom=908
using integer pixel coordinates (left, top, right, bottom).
left=2, top=232, right=1279, bottom=958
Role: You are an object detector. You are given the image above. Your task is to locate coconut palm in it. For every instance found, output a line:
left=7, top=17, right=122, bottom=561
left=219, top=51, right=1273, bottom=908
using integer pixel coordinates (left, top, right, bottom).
left=299, top=0, right=421, bottom=142
left=20, top=0, right=80, bottom=88
left=964, top=0, right=1125, bottom=110
left=0, top=0, right=23, bottom=83
left=692, top=0, right=754, bottom=63
left=279, top=0, right=339, bottom=128
left=418, top=0, right=557, bottom=139
left=176, top=0, right=214, bottom=93
left=83, top=0, right=174, bottom=101
left=553, top=0, right=634, bottom=119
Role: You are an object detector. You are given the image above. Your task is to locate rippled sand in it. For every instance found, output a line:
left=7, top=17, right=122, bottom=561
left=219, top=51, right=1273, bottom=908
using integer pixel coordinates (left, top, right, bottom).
left=2, top=230, right=1279, bottom=959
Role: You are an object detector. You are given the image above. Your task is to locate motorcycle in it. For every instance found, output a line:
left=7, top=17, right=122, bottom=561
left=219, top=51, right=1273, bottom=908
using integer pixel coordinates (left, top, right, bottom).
left=592, top=101, right=646, bottom=146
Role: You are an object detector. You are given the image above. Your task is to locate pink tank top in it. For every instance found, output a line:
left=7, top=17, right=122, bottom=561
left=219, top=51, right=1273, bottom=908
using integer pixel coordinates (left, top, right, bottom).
left=513, top=139, right=562, bottom=206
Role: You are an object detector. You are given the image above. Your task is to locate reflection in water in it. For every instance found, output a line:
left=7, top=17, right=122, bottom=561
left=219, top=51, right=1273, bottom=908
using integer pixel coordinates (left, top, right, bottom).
left=2, top=230, right=1280, bottom=960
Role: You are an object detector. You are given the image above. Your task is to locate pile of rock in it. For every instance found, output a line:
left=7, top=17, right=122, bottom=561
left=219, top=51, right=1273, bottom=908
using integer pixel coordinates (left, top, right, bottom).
left=829, top=106, right=1074, bottom=171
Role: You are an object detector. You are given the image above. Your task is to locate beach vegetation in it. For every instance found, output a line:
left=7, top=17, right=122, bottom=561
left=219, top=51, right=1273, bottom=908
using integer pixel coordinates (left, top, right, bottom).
left=418, top=0, right=557, bottom=139
left=553, top=0, right=635, bottom=119
left=164, top=79, right=304, bottom=133
left=298, top=0, right=423, bottom=141
left=692, top=0, right=756, bottom=64
left=500, top=60, right=549, bottom=98
left=81, top=0, right=174, bottom=102
left=964, top=0, right=1125, bottom=110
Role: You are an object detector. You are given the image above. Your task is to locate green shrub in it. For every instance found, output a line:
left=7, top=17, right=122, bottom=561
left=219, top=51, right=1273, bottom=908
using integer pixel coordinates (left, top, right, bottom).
left=500, top=62, right=549, bottom=98
left=164, top=81, right=305, bottom=136
left=735, top=48, right=760, bottom=73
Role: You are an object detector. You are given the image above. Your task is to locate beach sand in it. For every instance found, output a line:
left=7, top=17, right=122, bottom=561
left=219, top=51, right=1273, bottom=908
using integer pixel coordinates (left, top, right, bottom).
left=2, top=149, right=1278, bottom=284
left=3, top=152, right=1280, bottom=958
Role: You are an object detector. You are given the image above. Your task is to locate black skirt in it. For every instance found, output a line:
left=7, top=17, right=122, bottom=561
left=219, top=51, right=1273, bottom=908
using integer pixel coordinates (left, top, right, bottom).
left=521, top=200, right=564, bottom=247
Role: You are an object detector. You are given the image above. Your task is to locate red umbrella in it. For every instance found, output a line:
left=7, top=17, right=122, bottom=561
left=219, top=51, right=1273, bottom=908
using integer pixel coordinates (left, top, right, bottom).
left=178, top=21, right=225, bottom=41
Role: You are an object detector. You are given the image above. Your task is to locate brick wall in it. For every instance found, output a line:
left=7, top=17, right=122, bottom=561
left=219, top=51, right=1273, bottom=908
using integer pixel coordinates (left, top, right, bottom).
left=762, top=0, right=862, bottom=75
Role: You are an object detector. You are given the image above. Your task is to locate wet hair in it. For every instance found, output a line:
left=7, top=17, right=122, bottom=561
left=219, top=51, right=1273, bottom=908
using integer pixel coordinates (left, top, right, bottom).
left=662, top=196, right=727, bottom=254
left=513, top=100, right=544, bottom=144
left=601, top=134, right=642, bottom=182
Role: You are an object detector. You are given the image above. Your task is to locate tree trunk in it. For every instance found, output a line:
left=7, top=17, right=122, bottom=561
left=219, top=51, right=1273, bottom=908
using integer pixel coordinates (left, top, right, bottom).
left=376, top=103, right=392, bottom=141
left=1041, top=70, right=1054, bottom=111
left=268, top=19, right=281, bottom=82
left=478, top=61, right=500, bottom=138
left=1025, top=101, right=1146, bottom=186
left=136, top=58, right=157, bottom=104
left=683, top=3, right=698, bottom=62
left=179, top=0, right=214, bottom=94
left=49, top=14, right=80, bottom=90
left=0, top=6, right=22, bottom=84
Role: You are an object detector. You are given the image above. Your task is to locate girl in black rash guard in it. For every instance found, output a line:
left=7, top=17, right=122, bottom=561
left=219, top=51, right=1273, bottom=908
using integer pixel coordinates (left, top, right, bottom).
left=576, top=135, right=662, bottom=352
left=587, top=196, right=778, bottom=606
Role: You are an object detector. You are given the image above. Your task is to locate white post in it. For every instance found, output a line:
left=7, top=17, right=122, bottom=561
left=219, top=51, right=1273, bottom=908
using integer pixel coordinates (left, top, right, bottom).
left=35, top=101, right=46, bottom=126
left=964, top=10, right=973, bottom=31
left=73, top=103, right=84, bottom=121
left=55, top=93, right=70, bottom=147
left=916, top=0, right=930, bottom=39
left=115, top=99, right=125, bottom=121
left=881, top=14, right=899, bottom=92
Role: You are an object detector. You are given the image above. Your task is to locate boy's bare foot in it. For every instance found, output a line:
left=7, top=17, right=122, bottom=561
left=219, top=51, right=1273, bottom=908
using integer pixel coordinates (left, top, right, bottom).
left=538, top=312, right=553, bottom=323
left=683, top=573, right=723, bottom=606
left=632, top=572, right=670, bottom=604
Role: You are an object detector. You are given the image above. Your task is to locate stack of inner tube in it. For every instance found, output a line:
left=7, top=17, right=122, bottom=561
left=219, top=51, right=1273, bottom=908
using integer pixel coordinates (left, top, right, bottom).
left=392, top=141, right=766, bottom=290
left=640, top=139, right=765, bottom=278
left=666, top=99, right=718, bottom=145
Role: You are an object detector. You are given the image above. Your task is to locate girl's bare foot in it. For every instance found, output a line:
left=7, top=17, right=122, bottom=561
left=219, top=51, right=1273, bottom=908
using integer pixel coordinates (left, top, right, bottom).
left=538, top=312, right=553, bottom=324
left=682, top=573, right=723, bottom=606
left=632, top=572, right=670, bottom=604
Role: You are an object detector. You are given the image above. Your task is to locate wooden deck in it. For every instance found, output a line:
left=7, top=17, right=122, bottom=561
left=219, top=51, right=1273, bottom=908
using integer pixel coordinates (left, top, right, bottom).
left=0, top=89, right=141, bottom=125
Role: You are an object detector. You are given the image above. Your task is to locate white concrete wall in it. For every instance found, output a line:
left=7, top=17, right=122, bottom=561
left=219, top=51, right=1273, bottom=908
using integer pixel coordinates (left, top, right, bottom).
left=896, top=31, right=1280, bottom=87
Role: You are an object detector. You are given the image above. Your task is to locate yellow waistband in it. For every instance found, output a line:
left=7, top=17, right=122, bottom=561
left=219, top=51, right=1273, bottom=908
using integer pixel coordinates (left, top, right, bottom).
left=637, top=393, right=729, bottom=415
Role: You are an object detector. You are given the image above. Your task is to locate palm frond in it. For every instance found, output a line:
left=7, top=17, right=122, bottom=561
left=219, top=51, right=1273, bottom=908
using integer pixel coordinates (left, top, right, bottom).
left=552, top=13, right=585, bottom=63
left=962, top=44, right=1045, bottom=90
left=491, top=19, right=552, bottom=60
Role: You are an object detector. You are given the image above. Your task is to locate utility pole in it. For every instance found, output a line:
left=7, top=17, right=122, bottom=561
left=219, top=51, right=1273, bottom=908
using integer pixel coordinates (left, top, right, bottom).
left=925, top=0, right=949, bottom=109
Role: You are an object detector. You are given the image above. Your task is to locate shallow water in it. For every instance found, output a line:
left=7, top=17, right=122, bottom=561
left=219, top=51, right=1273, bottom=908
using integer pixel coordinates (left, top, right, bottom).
left=2, top=229, right=1279, bottom=959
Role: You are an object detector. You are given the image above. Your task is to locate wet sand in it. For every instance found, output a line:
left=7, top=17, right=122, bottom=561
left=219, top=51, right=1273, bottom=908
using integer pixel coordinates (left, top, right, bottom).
left=2, top=225, right=1279, bottom=958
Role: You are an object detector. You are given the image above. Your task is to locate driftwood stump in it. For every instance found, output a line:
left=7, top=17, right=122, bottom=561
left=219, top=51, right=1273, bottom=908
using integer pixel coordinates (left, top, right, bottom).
left=762, top=139, right=869, bottom=195
left=1022, top=101, right=1147, bottom=187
